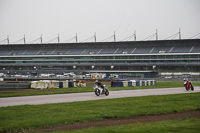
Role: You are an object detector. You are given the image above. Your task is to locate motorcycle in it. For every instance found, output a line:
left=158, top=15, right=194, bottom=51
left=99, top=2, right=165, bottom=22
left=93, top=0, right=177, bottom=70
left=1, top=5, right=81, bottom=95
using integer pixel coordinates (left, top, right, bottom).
left=184, top=81, right=194, bottom=91
left=94, top=84, right=109, bottom=96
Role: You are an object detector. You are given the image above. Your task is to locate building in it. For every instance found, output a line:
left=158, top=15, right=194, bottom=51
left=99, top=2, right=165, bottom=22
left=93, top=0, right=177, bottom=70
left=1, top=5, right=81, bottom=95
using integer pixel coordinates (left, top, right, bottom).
left=0, top=39, right=200, bottom=79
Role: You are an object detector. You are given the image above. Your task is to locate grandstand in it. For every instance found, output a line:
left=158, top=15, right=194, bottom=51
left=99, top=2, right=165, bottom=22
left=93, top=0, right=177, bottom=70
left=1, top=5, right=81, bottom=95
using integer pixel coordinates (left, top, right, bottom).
left=0, top=39, right=200, bottom=79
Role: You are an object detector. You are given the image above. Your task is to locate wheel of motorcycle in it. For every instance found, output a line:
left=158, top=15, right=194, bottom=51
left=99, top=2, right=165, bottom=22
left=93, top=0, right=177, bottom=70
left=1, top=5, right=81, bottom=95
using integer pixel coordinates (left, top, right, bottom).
left=105, top=89, right=109, bottom=96
left=185, top=86, right=188, bottom=91
left=191, top=85, right=194, bottom=91
left=95, top=89, right=100, bottom=96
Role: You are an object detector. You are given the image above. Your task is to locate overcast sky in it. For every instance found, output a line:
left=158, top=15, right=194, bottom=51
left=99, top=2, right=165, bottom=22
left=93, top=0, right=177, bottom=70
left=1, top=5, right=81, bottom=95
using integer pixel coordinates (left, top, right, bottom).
left=0, top=0, right=200, bottom=43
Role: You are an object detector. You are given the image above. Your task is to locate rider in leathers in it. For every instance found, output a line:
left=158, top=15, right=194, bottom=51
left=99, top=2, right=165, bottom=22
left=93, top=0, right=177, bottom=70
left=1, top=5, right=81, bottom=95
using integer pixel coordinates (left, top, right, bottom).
left=95, top=80, right=105, bottom=92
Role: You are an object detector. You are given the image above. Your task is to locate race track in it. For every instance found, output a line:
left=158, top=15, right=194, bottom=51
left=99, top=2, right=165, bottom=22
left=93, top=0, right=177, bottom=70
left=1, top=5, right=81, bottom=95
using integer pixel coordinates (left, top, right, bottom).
left=0, top=87, right=200, bottom=107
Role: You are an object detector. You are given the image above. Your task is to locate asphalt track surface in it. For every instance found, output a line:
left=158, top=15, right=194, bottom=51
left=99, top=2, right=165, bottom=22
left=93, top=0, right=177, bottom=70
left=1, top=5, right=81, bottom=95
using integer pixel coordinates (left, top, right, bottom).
left=0, top=87, right=200, bottom=107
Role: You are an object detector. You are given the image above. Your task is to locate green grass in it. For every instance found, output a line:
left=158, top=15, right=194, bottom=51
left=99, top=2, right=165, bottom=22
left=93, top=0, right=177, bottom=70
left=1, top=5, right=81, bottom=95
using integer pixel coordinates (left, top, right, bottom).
left=64, top=118, right=200, bottom=133
left=1, top=81, right=200, bottom=98
left=0, top=87, right=93, bottom=98
left=0, top=92, right=200, bottom=132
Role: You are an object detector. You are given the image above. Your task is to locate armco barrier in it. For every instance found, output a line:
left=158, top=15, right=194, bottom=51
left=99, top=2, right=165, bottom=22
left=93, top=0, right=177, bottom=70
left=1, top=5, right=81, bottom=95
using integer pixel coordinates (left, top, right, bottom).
left=68, top=81, right=74, bottom=88
left=111, top=80, right=156, bottom=87
left=154, top=80, right=156, bottom=85
left=136, top=80, right=140, bottom=86
left=150, top=80, right=153, bottom=85
left=111, top=81, right=115, bottom=87
left=111, top=81, right=123, bottom=87
left=142, top=80, right=145, bottom=86
left=145, top=80, right=150, bottom=86
left=128, top=81, right=132, bottom=87
left=0, top=82, right=31, bottom=90
left=59, top=82, right=63, bottom=88
left=59, top=81, right=69, bottom=88
left=115, top=81, right=122, bottom=87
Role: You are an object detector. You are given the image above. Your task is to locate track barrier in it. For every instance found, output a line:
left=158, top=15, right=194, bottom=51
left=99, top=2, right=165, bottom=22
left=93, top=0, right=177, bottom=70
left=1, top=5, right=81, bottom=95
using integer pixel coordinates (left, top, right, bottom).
left=30, top=80, right=86, bottom=89
left=111, top=80, right=156, bottom=87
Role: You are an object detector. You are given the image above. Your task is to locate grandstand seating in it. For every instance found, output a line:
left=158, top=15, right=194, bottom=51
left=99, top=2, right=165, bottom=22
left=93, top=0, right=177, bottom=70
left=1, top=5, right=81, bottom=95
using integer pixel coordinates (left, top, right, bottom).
left=9, top=50, right=26, bottom=55
left=81, top=48, right=100, bottom=55
left=24, top=50, right=39, bottom=55
left=151, top=46, right=172, bottom=53
left=191, top=45, right=200, bottom=53
left=114, top=47, right=135, bottom=54
left=99, top=48, right=117, bottom=54
left=67, top=49, right=84, bottom=55
left=0, top=39, right=200, bottom=56
left=52, top=49, right=69, bottom=55
left=171, top=46, right=192, bottom=53
left=133, top=47, right=153, bottom=54
left=0, top=50, right=11, bottom=56
left=0, top=39, right=200, bottom=76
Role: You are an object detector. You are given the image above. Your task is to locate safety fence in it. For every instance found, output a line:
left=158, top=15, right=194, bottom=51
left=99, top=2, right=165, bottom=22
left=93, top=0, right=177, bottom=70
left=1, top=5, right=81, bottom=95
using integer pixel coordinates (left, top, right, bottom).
left=0, top=82, right=31, bottom=90
left=111, top=80, right=156, bottom=87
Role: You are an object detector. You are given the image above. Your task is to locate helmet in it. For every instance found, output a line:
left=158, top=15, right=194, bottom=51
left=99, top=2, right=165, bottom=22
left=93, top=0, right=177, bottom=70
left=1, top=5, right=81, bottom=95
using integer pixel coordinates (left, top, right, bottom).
left=95, top=80, right=98, bottom=83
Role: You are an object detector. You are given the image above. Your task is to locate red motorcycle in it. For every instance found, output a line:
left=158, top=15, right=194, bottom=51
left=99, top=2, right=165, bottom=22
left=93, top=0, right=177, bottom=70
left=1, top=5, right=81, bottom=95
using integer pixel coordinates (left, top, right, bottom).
left=184, top=80, right=194, bottom=91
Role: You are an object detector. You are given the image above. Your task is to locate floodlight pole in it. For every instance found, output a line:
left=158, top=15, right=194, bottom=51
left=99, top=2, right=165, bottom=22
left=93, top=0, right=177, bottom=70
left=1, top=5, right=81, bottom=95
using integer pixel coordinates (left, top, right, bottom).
left=179, top=28, right=181, bottom=40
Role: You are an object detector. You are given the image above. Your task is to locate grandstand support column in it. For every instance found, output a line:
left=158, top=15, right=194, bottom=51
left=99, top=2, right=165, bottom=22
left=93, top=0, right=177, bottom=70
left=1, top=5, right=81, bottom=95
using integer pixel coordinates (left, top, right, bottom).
left=134, top=30, right=136, bottom=41
left=7, top=35, right=9, bottom=44
left=76, top=33, right=78, bottom=43
left=58, top=33, right=60, bottom=43
left=94, top=32, right=96, bottom=42
left=179, top=28, right=181, bottom=40
left=24, top=35, right=26, bottom=44
left=114, top=31, right=116, bottom=42
left=40, top=34, right=43, bottom=43
left=156, top=29, right=158, bottom=40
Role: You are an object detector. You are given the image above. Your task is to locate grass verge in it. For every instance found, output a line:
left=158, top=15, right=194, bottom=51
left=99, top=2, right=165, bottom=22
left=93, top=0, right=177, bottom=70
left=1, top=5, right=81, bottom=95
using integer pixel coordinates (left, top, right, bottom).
left=0, top=92, right=200, bottom=132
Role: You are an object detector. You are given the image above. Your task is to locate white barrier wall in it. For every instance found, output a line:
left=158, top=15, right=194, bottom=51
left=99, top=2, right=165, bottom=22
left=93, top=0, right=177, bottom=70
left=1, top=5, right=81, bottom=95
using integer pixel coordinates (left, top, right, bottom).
left=139, top=81, right=142, bottom=86
left=31, top=81, right=49, bottom=89
left=49, top=81, right=59, bottom=89
left=63, top=81, right=68, bottom=88
left=30, top=81, right=38, bottom=89
left=31, top=80, right=59, bottom=89
left=130, top=80, right=136, bottom=87
left=122, top=81, right=128, bottom=87
left=148, top=80, right=151, bottom=86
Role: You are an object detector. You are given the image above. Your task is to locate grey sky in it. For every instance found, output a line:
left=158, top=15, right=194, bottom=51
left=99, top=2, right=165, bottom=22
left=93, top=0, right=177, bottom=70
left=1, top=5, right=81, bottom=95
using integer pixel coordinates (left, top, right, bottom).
left=0, top=0, right=200, bottom=43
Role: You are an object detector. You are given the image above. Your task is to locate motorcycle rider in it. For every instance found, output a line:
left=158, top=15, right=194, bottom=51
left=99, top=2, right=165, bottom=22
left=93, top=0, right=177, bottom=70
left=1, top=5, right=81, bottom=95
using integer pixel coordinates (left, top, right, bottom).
left=95, top=80, right=105, bottom=92
left=184, top=79, right=191, bottom=89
